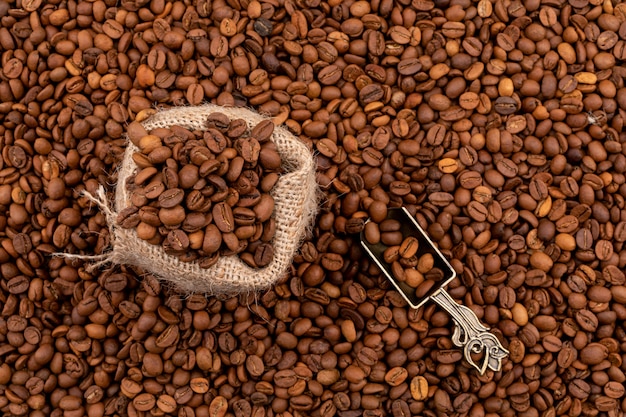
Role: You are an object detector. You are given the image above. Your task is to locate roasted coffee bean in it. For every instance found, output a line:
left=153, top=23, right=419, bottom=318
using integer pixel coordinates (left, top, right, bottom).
left=254, top=243, right=274, bottom=267
left=399, top=237, right=419, bottom=259
left=254, top=18, right=273, bottom=37
left=213, top=202, right=235, bottom=233
left=158, top=188, right=185, bottom=208
left=494, top=97, right=519, bottom=115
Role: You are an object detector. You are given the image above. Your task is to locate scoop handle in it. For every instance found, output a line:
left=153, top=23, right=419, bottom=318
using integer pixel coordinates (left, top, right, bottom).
left=430, top=289, right=509, bottom=374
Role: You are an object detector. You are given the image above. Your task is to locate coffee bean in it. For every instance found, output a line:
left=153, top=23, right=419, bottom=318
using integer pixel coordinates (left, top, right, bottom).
left=381, top=231, right=403, bottom=246
left=575, top=309, right=599, bottom=332
left=157, top=394, right=177, bottom=413
left=410, top=376, right=428, bottom=401
left=213, top=202, right=235, bottom=233
left=384, top=367, right=408, bottom=386
left=569, top=379, right=591, bottom=400
left=317, top=65, right=342, bottom=85
left=158, top=188, right=185, bottom=208
left=595, top=239, right=613, bottom=261
left=494, top=97, right=519, bottom=115
left=164, top=229, right=189, bottom=253
left=12, top=233, right=32, bottom=255
left=399, top=237, right=419, bottom=259
left=458, top=171, right=482, bottom=189
left=467, top=201, right=488, bottom=221
left=253, top=18, right=273, bottom=37
left=397, top=58, right=422, bottom=75
left=102, top=273, right=128, bottom=292
left=254, top=243, right=274, bottom=267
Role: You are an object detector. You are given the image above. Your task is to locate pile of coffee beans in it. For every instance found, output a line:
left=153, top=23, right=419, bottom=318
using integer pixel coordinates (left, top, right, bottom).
left=117, top=113, right=281, bottom=268
left=1, top=0, right=626, bottom=415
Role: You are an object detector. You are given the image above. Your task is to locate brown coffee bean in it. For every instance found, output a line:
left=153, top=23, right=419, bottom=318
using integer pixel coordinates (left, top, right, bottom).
left=467, top=201, right=488, bottom=221
left=458, top=171, right=482, bottom=189
left=317, top=369, right=340, bottom=386
left=21, top=0, right=42, bottom=11
left=595, top=240, right=613, bottom=261
left=52, top=225, right=72, bottom=248
left=251, top=120, right=274, bottom=142
left=399, top=237, right=418, bottom=259
left=321, top=253, right=344, bottom=271
left=253, top=18, right=273, bottom=37
left=254, top=243, right=274, bottom=267
left=604, top=382, right=625, bottom=399
left=213, top=202, right=235, bottom=233
left=364, top=221, right=381, bottom=245
left=415, top=279, right=435, bottom=298
left=144, top=181, right=166, bottom=199
left=318, top=65, right=342, bottom=85
left=317, top=139, right=338, bottom=157
left=410, top=376, right=428, bottom=401
left=159, top=205, right=186, bottom=227
left=253, top=194, right=275, bottom=223
left=494, top=97, right=519, bottom=114
left=158, top=188, right=185, bottom=208
left=102, top=273, right=128, bottom=292
left=236, top=137, right=261, bottom=164
left=133, top=393, right=156, bottom=412
left=569, top=379, right=591, bottom=399
left=397, top=58, right=422, bottom=75
left=59, top=395, right=81, bottom=411
left=495, top=158, right=518, bottom=178
left=12, top=233, right=32, bottom=255
left=189, top=377, right=209, bottom=394
left=580, top=343, right=608, bottom=365
left=576, top=309, right=598, bottom=332
left=157, top=394, right=177, bottom=413
left=381, top=231, right=403, bottom=246
left=436, top=349, right=463, bottom=364
left=164, top=230, right=189, bottom=252
left=384, top=367, right=408, bottom=386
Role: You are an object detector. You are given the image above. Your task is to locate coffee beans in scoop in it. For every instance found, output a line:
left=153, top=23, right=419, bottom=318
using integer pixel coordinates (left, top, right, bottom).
left=117, top=112, right=282, bottom=268
left=366, top=220, right=447, bottom=300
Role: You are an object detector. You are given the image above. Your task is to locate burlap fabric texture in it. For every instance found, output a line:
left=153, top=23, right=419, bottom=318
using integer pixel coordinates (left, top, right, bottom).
left=68, top=105, right=318, bottom=295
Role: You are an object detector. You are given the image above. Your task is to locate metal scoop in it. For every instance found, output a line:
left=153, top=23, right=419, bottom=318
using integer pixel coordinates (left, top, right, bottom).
left=360, top=207, right=508, bottom=374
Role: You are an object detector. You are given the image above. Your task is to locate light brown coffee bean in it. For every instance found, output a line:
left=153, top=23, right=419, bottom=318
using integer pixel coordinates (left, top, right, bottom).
left=410, top=376, right=428, bottom=401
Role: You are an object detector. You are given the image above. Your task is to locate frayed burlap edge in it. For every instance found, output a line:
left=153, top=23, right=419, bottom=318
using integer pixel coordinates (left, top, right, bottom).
left=58, top=104, right=318, bottom=296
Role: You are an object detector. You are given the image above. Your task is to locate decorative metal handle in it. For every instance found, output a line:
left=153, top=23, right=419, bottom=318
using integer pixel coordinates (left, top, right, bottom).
left=430, top=289, right=509, bottom=374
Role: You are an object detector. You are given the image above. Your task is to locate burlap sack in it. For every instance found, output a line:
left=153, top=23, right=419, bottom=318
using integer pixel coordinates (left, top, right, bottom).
left=66, top=105, right=318, bottom=295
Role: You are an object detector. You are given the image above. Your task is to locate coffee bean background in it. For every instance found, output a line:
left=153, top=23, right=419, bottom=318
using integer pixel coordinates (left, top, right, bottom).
left=1, top=0, right=626, bottom=415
